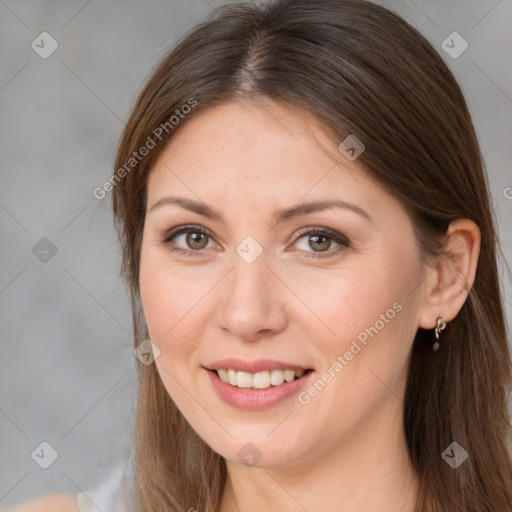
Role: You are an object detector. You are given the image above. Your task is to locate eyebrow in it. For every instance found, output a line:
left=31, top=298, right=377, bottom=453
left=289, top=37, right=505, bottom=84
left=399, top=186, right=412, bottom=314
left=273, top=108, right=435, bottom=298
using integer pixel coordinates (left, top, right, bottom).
left=149, top=195, right=373, bottom=224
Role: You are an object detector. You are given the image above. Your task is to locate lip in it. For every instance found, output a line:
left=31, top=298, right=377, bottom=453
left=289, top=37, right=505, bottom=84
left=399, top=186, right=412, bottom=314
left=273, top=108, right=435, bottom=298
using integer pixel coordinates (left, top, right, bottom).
left=206, top=368, right=315, bottom=410
left=205, top=358, right=312, bottom=373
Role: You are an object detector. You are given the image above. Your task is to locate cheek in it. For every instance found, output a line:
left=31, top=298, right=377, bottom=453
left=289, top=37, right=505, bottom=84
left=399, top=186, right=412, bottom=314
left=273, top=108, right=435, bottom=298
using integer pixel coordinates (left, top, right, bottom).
left=140, top=266, right=194, bottom=341
left=285, top=262, right=401, bottom=351
left=138, top=243, right=204, bottom=357
left=139, top=228, right=203, bottom=320
left=139, top=247, right=208, bottom=410
left=295, top=253, right=418, bottom=387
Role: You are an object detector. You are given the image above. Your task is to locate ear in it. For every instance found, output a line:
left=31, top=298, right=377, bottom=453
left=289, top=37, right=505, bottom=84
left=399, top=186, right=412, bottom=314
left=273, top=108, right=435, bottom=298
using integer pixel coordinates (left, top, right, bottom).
left=417, top=218, right=481, bottom=330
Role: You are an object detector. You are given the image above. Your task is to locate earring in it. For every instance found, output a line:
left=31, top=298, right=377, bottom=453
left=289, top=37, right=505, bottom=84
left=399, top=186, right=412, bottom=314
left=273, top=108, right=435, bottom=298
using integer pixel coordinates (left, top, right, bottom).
left=432, top=314, right=447, bottom=352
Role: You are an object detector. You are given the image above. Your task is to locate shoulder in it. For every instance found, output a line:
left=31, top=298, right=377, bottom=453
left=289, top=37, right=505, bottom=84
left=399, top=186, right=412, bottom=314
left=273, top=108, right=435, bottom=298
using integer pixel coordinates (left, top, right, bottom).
left=9, top=493, right=80, bottom=512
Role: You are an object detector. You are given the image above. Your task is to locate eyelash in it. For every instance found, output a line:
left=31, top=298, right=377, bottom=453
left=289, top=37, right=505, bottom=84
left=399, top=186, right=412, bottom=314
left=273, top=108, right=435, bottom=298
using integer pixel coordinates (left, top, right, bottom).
left=159, top=225, right=350, bottom=259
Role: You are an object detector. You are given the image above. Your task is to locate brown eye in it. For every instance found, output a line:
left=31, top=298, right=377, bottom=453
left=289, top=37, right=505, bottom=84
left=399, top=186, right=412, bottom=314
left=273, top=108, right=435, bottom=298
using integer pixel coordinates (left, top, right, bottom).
left=306, top=234, right=332, bottom=252
left=161, top=225, right=215, bottom=256
left=294, top=227, right=350, bottom=258
left=184, top=232, right=209, bottom=250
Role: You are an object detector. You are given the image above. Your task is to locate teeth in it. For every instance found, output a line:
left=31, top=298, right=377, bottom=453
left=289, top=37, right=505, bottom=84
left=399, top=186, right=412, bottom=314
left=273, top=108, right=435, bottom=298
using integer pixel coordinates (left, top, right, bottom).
left=237, top=371, right=253, bottom=388
left=216, top=368, right=306, bottom=389
left=227, top=369, right=237, bottom=386
left=270, top=370, right=285, bottom=386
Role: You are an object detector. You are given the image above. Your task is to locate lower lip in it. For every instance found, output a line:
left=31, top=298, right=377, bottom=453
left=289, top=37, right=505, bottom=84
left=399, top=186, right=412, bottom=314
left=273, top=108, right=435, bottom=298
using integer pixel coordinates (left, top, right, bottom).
left=206, top=369, right=314, bottom=410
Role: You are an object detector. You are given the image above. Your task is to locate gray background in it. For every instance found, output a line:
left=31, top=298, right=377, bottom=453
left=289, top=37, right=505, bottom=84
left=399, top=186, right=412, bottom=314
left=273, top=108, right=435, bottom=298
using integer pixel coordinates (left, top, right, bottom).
left=1, top=0, right=511, bottom=507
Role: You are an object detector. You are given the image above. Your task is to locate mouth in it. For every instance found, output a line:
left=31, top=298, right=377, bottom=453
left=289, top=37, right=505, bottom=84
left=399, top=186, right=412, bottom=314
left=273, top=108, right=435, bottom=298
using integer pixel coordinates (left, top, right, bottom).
left=205, top=367, right=315, bottom=410
left=209, top=368, right=314, bottom=390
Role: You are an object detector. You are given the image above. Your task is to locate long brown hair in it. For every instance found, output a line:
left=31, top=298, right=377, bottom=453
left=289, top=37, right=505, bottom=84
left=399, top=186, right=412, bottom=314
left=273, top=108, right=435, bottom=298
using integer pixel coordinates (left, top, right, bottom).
left=112, top=1, right=512, bottom=510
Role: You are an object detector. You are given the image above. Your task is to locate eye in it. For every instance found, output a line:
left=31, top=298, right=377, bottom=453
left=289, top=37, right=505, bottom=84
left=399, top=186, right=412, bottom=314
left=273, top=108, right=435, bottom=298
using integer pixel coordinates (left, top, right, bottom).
left=159, top=225, right=350, bottom=259
left=159, top=225, right=216, bottom=256
left=293, top=227, right=350, bottom=258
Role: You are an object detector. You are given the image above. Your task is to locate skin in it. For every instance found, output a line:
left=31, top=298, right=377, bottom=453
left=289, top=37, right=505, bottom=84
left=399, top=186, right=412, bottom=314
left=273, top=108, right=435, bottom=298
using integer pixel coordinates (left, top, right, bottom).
left=139, top=99, right=480, bottom=512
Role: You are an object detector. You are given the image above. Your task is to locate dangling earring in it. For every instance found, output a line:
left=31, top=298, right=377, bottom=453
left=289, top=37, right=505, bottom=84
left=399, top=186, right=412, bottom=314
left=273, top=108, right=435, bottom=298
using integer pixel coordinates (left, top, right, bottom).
left=432, top=314, right=447, bottom=352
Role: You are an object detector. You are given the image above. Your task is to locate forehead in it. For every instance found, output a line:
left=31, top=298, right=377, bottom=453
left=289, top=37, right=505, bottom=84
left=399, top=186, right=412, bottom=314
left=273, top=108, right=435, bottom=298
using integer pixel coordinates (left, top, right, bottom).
left=147, top=99, right=373, bottom=200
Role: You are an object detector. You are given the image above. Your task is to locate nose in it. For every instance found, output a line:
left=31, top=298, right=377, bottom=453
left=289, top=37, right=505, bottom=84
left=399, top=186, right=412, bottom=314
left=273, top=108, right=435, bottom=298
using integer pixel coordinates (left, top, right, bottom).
left=217, top=253, right=288, bottom=342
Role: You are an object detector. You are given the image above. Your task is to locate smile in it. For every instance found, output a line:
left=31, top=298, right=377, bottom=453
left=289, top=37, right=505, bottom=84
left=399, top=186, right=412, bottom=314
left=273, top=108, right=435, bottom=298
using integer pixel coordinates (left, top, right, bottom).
left=206, top=368, right=315, bottom=410
left=216, top=368, right=307, bottom=389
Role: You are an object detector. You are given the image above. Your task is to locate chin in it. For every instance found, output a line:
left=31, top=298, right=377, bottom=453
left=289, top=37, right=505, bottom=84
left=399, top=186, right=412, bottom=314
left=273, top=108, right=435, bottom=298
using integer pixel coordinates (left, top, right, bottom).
left=202, top=429, right=309, bottom=468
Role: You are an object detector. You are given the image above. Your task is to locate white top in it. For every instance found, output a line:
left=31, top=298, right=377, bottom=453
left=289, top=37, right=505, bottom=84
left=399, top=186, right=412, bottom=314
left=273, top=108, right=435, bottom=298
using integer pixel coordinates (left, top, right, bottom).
left=75, top=460, right=137, bottom=512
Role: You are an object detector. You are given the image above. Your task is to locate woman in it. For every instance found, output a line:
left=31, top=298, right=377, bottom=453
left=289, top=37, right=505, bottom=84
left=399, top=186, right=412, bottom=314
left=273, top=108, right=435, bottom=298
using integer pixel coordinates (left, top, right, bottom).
left=15, top=0, right=512, bottom=510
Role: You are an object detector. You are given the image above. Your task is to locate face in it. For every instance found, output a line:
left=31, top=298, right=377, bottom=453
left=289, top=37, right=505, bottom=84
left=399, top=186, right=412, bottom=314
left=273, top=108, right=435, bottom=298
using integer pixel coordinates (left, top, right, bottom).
left=139, top=99, right=429, bottom=468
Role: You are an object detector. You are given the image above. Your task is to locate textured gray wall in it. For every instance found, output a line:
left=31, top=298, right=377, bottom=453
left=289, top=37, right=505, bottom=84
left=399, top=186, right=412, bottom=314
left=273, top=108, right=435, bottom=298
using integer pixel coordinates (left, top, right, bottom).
left=1, top=0, right=511, bottom=507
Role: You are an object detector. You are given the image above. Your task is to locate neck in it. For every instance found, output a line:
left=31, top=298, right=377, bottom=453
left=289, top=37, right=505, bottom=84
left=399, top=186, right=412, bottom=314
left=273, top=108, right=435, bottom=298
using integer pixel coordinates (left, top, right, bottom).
left=219, top=394, right=419, bottom=512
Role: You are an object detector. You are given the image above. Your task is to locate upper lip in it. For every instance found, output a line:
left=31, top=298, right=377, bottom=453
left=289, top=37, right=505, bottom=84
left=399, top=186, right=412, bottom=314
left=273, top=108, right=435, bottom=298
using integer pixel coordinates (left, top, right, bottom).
left=205, top=358, right=312, bottom=373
